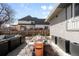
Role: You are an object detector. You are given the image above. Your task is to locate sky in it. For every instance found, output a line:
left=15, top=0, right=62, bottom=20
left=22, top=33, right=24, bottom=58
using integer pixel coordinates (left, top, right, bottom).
left=8, top=3, right=57, bottom=20
left=7, top=3, right=57, bottom=25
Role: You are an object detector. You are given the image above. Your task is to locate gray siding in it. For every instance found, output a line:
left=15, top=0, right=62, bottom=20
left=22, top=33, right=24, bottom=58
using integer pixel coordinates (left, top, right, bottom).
left=50, top=5, right=79, bottom=43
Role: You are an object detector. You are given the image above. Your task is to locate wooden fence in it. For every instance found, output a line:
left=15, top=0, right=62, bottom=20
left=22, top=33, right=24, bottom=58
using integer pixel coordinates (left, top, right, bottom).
left=0, top=29, right=50, bottom=36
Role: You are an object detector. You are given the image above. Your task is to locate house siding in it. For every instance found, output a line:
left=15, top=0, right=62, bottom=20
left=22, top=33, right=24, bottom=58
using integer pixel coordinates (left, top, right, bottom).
left=50, top=4, right=79, bottom=43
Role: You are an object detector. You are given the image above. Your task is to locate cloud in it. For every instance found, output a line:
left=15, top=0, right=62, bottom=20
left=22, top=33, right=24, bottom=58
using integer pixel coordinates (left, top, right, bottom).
left=19, top=4, right=31, bottom=11
left=48, top=5, right=53, bottom=10
left=41, top=5, right=47, bottom=10
left=41, top=5, right=53, bottom=11
left=41, top=5, right=53, bottom=18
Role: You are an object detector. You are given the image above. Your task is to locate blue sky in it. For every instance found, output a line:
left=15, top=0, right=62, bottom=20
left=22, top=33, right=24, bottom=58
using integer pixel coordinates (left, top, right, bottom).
left=8, top=3, right=57, bottom=21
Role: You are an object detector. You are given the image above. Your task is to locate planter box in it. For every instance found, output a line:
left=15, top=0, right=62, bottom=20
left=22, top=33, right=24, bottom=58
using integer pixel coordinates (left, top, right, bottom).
left=0, top=41, right=8, bottom=56
left=0, top=35, right=24, bottom=56
left=9, top=37, right=20, bottom=51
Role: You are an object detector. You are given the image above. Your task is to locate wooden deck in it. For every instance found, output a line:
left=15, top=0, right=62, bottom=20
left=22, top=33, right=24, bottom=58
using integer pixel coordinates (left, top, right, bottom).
left=7, top=36, right=70, bottom=56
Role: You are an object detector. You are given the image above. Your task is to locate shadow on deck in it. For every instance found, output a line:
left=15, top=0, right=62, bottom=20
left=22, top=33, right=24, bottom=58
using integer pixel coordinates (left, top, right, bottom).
left=44, top=44, right=59, bottom=56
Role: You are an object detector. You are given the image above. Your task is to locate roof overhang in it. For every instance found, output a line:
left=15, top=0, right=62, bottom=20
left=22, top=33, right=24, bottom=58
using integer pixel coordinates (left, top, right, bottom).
left=45, top=3, right=71, bottom=22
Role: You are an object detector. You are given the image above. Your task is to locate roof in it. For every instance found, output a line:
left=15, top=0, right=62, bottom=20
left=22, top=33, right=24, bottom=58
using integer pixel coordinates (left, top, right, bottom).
left=18, top=16, right=49, bottom=25
left=45, top=3, right=71, bottom=22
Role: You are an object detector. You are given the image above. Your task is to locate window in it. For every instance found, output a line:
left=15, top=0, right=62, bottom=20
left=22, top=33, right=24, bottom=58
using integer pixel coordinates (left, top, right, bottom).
left=44, top=26, right=48, bottom=29
left=66, top=4, right=73, bottom=20
left=74, top=3, right=79, bottom=17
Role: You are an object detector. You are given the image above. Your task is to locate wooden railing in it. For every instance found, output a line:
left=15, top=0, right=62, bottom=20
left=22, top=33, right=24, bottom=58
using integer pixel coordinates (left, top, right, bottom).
left=0, top=29, right=50, bottom=36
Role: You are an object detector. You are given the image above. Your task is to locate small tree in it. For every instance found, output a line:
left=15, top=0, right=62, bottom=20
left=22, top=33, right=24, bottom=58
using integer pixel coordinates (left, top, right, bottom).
left=0, top=3, right=14, bottom=27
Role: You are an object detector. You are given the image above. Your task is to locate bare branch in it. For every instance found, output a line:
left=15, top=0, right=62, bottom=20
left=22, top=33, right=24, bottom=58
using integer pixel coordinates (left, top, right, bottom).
left=0, top=3, right=14, bottom=26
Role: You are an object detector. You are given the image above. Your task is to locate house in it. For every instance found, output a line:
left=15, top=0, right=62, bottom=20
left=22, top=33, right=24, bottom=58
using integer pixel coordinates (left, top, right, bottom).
left=45, top=3, right=79, bottom=55
left=18, top=16, right=49, bottom=31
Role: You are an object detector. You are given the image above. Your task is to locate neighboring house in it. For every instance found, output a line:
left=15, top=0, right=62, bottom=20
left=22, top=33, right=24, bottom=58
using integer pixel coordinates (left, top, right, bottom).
left=18, top=20, right=35, bottom=31
left=45, top=3, right=79, bottom=55
left=18, top=16, right=49, bottom=31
